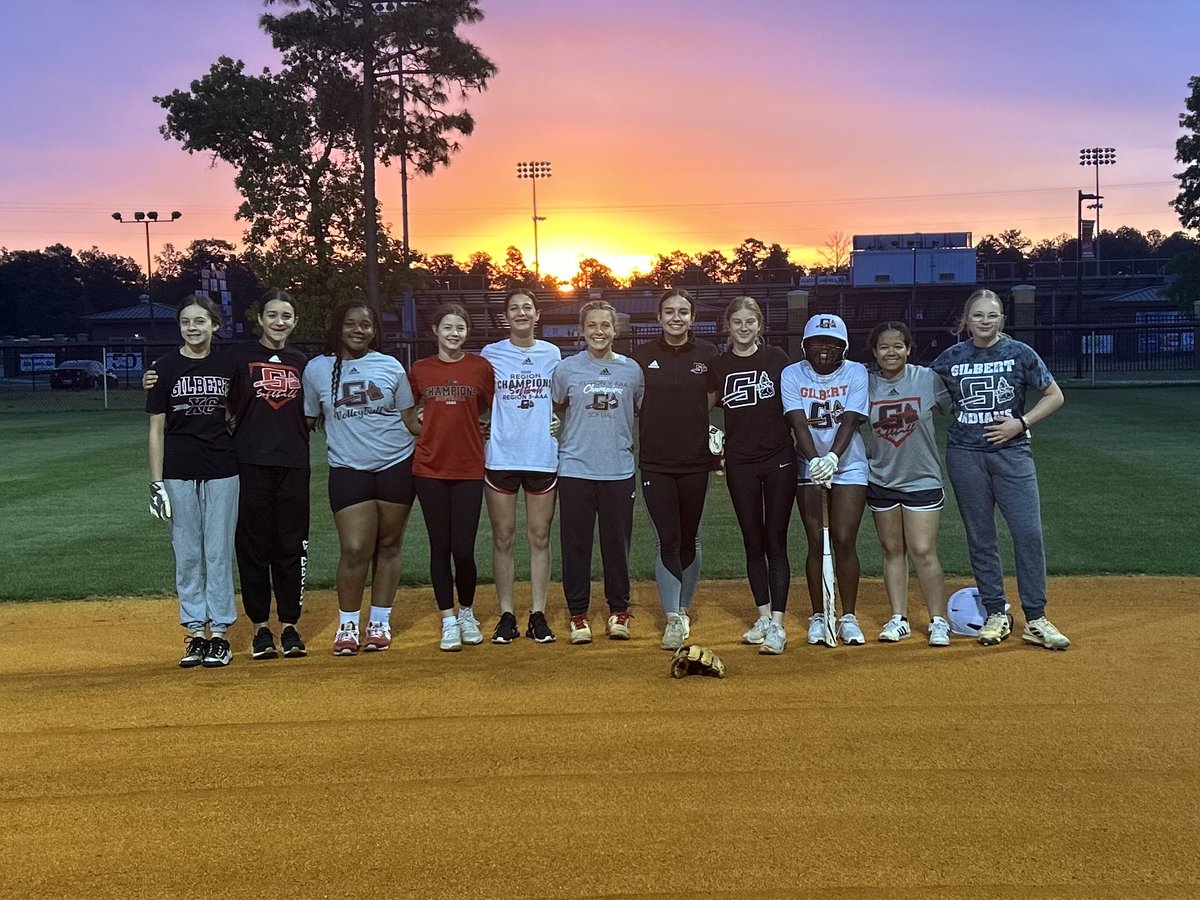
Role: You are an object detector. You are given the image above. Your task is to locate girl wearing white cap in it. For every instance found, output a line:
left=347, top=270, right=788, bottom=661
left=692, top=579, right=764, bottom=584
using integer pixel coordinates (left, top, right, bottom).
left=780, top=313, right=870, bottom=646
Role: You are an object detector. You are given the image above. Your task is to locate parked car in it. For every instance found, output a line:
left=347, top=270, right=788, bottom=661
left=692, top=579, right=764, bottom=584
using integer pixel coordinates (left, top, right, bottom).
left=50, top=360, right=118, bottom=390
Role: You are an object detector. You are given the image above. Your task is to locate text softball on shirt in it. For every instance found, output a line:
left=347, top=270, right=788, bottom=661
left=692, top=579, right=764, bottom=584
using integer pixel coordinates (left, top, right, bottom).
left=495, top=371, right=552, bottom=408
left=249, top=360, right=302, bottom=410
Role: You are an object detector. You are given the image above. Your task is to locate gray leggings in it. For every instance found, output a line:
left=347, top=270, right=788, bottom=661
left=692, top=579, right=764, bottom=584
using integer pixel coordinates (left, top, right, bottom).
left=946, top=444, right=1047, bottom=621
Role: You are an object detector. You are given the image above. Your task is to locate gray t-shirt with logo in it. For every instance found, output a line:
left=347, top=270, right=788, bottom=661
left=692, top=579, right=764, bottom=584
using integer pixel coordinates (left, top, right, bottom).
left=551, top=352, right=644, bottom=480
left=866, top=364, right=952, bottom=491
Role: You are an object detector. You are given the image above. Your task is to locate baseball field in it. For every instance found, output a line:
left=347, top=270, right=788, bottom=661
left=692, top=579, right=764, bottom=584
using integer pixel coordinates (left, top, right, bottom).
left=2, top=385, right=1198, bottom=898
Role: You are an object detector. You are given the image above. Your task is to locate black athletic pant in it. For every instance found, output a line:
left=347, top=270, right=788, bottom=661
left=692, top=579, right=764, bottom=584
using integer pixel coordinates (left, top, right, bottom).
left=558, top=475, right=635, bottom=616
left=414, top=476, right=484, bottom=611
left=236, top=463, right=309, bottom=625
left=725, top=457, right=795, bottom=613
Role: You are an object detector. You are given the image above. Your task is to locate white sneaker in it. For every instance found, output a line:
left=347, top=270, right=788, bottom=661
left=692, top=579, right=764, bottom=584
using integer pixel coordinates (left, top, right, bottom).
left=759, top=622, right=787, bottom=655
left=660, top=613, right=687, bottom=651
left=878, top=615, right=912, bottom=642
left=928, top=616, right=951, bottom=647
left=978, top=612, right=1012, bottom=646
left=1022, top=616, right=1070, bottom=651
left=807, top=613, right=826, bottom=645
left=439, top=617, right=462, bottom=652
left=742, top=615, right=771, bottom=645
left=838, top=613, right=866, bottom=645
left=679, top=609, right=692, bottom=642
left=457, top=607, right=484, bottom=645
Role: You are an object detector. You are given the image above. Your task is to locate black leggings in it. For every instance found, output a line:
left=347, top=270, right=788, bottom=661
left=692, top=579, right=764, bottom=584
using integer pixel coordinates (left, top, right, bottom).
left=414, top=477, right=483, bottom=611
left=725, top=458, right=795, bottom=613
left=641, top=469, right=710, bottom=613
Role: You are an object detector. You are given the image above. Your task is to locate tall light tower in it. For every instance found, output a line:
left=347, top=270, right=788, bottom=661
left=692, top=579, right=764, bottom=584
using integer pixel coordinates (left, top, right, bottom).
left=516, top=161, right=551, bottom=277
left=1079, top=147, right=1115, bottom=264
left=112, top=210, right=182, bottom=339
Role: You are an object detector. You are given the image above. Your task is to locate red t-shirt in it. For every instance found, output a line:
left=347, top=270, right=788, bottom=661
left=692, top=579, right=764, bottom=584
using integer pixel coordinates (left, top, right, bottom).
left=408, top=353, right=495, bottom=479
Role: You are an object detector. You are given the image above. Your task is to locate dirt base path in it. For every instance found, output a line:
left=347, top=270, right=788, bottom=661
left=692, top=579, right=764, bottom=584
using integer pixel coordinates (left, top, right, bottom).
left=1, top=577, right=1197, bottom=899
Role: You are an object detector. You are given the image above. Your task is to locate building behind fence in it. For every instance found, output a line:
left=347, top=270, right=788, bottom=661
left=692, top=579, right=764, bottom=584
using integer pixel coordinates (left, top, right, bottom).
left=4, top=266, right=1197, bottom=413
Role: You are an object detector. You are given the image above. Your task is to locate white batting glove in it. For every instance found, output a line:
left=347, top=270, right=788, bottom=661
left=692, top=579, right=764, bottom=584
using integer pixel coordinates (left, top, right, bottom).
left=808, top=451, right=839, bottom=482
left=708, top=425, right=725, bottom=456
left=150, top=481, right=171, bottom=521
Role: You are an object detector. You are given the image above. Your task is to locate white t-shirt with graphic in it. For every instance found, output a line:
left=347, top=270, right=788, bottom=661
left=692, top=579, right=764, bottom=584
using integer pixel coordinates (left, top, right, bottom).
left=303, top=351, right=415, bottom=472
left=780, top=358, right=869, bottom=484
left=480, top=338, right=561, bottom=472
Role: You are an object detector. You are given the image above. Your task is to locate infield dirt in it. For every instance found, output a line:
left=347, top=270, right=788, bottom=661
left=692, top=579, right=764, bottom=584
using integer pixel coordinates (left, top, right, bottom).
left=2, top=576, right=1197, bottom=899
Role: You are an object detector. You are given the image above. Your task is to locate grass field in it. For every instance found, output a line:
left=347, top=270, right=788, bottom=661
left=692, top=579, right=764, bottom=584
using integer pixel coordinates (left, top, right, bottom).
left=2, top=385, right=1197, bottom=601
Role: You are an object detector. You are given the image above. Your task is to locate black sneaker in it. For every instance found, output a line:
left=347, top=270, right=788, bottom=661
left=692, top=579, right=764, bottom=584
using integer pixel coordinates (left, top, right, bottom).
left=526, top=611, right=556, bottom=643
left=179, top=635, right=207, bottom=669
left=202, top=636, right=233, bottom=668
left=280, top=625, right=307, bottom=658
left=251, top=627, right=278, bottom=660
left=491, top=611, right=520, bottom=644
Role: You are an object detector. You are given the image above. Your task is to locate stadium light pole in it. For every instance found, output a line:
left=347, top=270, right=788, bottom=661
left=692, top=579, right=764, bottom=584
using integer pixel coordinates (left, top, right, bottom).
left=1079, top=147, right=1115, bottom=270
left=112, top=210, right=181, bottom=340
left=516, top=161, right=551, bottom=278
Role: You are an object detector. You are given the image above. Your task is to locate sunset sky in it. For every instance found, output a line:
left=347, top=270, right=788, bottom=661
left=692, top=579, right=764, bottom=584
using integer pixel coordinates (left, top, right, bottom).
left=1, top=0, right=1197, bottom=282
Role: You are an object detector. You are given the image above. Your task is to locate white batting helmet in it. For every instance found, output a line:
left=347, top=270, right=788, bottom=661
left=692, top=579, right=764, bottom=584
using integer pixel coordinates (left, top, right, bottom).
left=946, top=587, right=1011, bottom=637
left=802, top=314, right=849, bottom=345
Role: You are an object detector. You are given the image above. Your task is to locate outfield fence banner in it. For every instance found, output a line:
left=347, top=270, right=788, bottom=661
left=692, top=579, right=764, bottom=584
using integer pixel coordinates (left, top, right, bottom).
left=3, top=320, right=1198, bottom=412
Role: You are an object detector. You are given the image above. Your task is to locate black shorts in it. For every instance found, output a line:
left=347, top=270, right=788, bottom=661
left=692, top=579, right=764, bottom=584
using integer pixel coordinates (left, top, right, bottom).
left=484, top=468, right=558, bottom=495
left=866, top=483, right=944, bottom=513
left=328, top=457, right=416, bottom=513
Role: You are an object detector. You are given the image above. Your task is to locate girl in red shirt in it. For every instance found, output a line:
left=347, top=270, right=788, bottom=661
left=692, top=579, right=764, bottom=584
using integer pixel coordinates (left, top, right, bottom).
left=403, top=303, right=495, bottom=651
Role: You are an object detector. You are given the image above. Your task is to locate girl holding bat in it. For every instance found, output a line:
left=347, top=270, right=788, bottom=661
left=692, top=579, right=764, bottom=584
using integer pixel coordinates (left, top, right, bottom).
left=781, top=314, right=869, bottom=646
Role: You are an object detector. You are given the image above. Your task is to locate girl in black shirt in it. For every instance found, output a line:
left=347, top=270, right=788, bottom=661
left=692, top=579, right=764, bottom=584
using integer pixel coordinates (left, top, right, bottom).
left=706, top=297, right=795, bottom=654
left=146, top=295, right=239, bottom=669
left=631, top=289, right=718, bottom=651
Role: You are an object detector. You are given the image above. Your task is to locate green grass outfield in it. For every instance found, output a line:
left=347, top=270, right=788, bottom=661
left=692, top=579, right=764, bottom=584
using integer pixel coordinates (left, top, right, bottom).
left=2, top=385, right=1196, bottom=601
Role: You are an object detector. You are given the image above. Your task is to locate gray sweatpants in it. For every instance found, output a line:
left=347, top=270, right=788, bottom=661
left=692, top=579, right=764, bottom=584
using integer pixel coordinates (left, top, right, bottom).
left=165, top=475, right=240, bottom=634
left=946, top=444, right=1047, bottom=621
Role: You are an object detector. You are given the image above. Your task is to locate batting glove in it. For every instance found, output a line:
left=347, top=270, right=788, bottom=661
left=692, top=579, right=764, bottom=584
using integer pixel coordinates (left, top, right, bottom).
left=808, top=451, right=839, bottom=482
left=550, top=413, right=563, bottom=438
left=150, top=481, right=171, bottom=521
left=708, top=425, right=725, bottom=456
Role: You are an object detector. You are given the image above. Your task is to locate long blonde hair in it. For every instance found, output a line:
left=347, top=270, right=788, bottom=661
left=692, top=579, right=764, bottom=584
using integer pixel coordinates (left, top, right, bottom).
left=723, top=296, right=764, bottom=349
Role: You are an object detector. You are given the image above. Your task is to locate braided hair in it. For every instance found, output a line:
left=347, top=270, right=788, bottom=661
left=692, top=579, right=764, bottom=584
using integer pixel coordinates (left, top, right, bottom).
left=323, top=299, right=381, bottom=414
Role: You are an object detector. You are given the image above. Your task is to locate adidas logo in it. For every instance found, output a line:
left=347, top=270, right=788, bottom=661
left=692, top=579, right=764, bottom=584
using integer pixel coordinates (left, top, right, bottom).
left=599, top=368, right=610, bottom=375
left=648, top=360, right=660, bottom=369
left=349, top=366, right=359, bottom=373
left=269, top=355, right=281, bottom=363
left=522, top=357, right=532, bottom=364
left=888, top=388, right=898, bottom=396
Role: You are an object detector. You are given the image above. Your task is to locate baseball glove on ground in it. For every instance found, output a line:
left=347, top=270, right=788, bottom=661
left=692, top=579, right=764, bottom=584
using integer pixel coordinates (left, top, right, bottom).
left=670, top=644, right=726, bottom=679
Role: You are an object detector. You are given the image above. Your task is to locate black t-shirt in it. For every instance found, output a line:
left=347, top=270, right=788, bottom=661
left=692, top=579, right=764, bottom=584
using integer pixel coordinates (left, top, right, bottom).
left=632, top=336, right=719, bottom=474
left=229, top=342, right=310, bottom=468
left=707, top=343, right=794, bottom=465
left=146, top=349, right=238, bottom=480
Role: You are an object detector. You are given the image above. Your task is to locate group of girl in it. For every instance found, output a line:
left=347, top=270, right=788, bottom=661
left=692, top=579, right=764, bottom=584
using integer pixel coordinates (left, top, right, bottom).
left=147, top=285, right=1069, bottom=668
